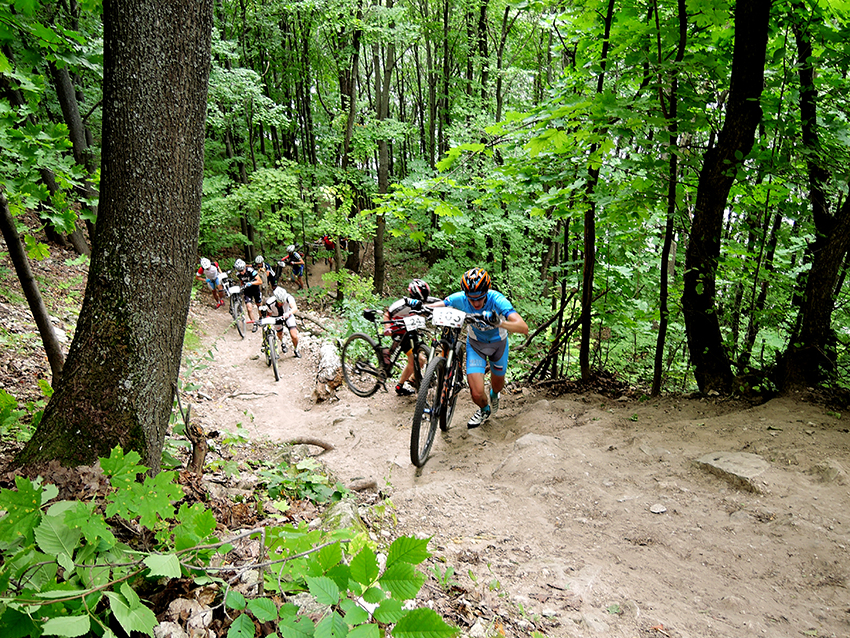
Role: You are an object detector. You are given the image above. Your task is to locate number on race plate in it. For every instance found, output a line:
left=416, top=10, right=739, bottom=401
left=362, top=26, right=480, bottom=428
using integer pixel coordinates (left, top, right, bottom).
left=431, top=307, right=466, bottom=328
left=403, top=315, right=427, bottom=331
left=229, top=285, right=242, bottom=295
left=261, top=317, right=277, bottom=326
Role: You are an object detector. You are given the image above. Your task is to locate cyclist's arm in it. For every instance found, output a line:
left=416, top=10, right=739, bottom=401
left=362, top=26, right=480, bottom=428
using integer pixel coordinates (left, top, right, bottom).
left=500, top=310, right=529, bottom=335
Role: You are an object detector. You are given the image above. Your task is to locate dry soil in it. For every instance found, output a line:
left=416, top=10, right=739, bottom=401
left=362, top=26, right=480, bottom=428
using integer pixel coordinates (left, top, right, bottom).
left=187, top=288, right=850, bottom=638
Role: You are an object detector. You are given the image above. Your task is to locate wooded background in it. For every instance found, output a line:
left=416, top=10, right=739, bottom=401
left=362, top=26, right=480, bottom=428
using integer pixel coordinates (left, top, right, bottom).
left=2, top=0, right=850, bottom=411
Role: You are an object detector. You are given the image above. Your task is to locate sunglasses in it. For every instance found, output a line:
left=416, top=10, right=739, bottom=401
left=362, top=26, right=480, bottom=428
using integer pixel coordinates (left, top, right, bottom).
left=466, top=292, right=487, bottom=301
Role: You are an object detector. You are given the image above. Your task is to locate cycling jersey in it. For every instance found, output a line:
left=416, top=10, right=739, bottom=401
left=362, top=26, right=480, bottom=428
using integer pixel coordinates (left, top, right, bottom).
left=442, top=290, right=517, bottom=343
left=236, top=267, right=262, bottom=303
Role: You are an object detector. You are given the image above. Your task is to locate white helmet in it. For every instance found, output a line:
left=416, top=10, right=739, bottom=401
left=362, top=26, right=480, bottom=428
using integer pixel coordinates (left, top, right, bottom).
left=286, top=244, right=296, bottom=254
left=234, top=258, right=246, bottom=269
left=255, top=255, right=264, bottom=264
left=274, top=287, right=288, bottom=303
left=199, top=257, right=211, bottom=269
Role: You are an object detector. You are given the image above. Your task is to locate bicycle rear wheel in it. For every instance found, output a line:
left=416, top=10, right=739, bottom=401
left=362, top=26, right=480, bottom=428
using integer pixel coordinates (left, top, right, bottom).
left=341, top=333, right=383, bottom=397
left=411, top=342, right=431, bottom=389
left=267, top=331, right=280, bottom=381
left=411, top=356, right=445, bottom=467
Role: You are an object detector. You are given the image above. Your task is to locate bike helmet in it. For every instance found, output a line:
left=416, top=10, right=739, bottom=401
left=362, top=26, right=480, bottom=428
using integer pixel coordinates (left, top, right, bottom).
left=461, top=267, right=491, bottom=300
left=408, top=279, right=431, bottom=301
left=199, top=257, right=211, bottom=270
left=234, top=258, right=246, bottom=270
left=286, top=244, right=296, bottom=254
left=255, top=255, right=264, bottom=264
left=274, top=287, right=288, bottom=303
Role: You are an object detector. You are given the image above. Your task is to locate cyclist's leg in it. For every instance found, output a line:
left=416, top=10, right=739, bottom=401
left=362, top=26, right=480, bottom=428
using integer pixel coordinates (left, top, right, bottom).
left=465, top=339, right=488, bottom=408
left=489, top=339, right=510, bottom=394
left=398, top=333, right=415, bottom=385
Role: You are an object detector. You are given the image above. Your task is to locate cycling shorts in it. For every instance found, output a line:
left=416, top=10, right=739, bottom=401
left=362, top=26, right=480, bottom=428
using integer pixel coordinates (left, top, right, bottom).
left=243, top=286, right=261, bottom=304
left=465, top=337, right=508, bottom=377
left=292, top=265, right=304, bottom=277
left=205, top=275, right=222, bottom=289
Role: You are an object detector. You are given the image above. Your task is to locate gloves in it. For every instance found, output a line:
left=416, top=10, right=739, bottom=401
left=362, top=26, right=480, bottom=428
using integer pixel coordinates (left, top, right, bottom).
left=406, top=297, right=423, bottom=310
left=481, top=310, right=500, bottom=326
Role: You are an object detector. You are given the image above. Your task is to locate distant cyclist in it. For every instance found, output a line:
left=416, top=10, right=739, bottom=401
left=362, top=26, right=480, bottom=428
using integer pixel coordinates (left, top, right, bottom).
left=254, top=254, right=277, bottom=293
left=283, top=244, right=305, bottom=290
left=384, top=279, right=438, bottom=396
left=264, top=286, right=301, bottom=358
left=429, top=268, right=528, bottom=428
left=233, top=258, right=263, bottom=332
left=196, top=257, right=225, bottom=308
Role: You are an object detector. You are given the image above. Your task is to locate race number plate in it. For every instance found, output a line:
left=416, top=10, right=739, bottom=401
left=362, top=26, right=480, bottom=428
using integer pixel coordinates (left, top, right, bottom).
left=229, top=285, right=242, bottom=295
left=403, top=315, right=427, bottom=331
left=431, top=307, right=465, bottom=328
left=261, top=317, right=277, bottom=326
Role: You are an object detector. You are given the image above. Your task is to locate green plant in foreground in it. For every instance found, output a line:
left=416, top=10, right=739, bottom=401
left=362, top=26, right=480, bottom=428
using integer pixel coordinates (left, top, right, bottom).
left=0, top=446, right=456, bottom=638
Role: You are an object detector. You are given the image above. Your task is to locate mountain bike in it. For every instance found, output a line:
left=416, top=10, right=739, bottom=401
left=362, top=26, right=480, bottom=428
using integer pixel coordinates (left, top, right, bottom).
left=258, top=313, right=281, bottom=382
left=410, top=307, right=481, bottom=467
left=223, top=275, right=246, bottom=338
left=341, top=309, right=431, bottom=398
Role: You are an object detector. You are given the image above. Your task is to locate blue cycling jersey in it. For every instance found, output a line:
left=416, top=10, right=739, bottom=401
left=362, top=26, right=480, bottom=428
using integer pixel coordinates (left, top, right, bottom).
left=442, top=290, right=517, bottom=343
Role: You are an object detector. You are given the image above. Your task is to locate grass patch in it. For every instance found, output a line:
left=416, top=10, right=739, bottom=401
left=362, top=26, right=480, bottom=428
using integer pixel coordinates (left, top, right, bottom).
left=184, top=320, right=202, bottom=352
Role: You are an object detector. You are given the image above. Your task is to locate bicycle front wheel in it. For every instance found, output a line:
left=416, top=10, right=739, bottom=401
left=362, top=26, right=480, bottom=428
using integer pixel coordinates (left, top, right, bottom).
left=341, top=333, right=384, bottom=397
left=410, top=356, right=445, bottom=467
left=232, top=297, right=246, bottom=338
left=440, top=349, right=464, bottom=431
left=268, top=331, right=280, bottom=381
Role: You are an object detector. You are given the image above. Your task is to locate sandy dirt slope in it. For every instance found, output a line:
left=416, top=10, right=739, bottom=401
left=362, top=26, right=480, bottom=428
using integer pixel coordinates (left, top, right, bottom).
left=188, top=292, right=850, bottom=638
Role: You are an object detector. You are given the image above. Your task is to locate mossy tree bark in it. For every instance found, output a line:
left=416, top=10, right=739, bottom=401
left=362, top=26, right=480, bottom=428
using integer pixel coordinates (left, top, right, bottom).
left=17, top=0, right=213, bottom=474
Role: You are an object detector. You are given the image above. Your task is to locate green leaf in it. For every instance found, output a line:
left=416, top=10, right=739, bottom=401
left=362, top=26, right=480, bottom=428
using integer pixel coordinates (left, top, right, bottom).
left=385, top=536, right=430, bottom=568
left=40, top=614, right=91, bottom=637
left=0, top=476, right=44, bottom=545
left=316, top=541, right=342, bottom=572
left=314, top=610, right=347, bottom=638
left=350, top=547, right=379, bottom=586
left=277, top=614, right=315, bottom=638
left=379, top=562, right=425, bottom=600
left=226, top=613, right=255, bottom=638
left=372, top=597, right=403, bottom=624
left=143, top=553, right=181, bottom=578
left=65, top=502, right=116, bottom=546
left=34, top=512, right=82, bottom=557
left=306, top=575, right=340, bottom=606
left=226, top=589, right=247, bottom=610
left=247, top=597, right=278, bottom=622
left=361, top=586, right=385, bottom=604
left=105, top=587, right=158, bottom=636
left=392, top=607, right=457, bottom=638
left=342, top=603, right=369, bottom=626
left=347, top=624, right=379, bottom=638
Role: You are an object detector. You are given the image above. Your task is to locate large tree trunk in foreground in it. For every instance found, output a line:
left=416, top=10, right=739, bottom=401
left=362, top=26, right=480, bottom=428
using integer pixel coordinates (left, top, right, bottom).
left=18, top=0, right=213, bottom=474
left=682, top=0, right=771, bottom=394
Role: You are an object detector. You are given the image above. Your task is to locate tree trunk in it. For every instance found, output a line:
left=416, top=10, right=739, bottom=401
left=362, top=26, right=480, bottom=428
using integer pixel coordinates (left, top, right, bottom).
left=776, top=7, right=850, bottom=390
left=652, top=0, right=687, bottom=397
left=17, top=0, right=213, bottom=474
left=579, top=0, right=615, bottom=380
left=0, top=192, right=65, bottom=381
left=681, top=0, right=771, bottom=393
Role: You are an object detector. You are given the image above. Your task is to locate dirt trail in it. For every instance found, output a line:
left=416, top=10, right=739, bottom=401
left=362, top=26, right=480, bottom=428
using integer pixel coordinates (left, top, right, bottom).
left=187, top=291, right=850, bottom=638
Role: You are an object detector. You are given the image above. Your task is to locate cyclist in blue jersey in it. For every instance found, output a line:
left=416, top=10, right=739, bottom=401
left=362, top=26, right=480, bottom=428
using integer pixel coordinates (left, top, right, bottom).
left=428, top=268, right=528, bottom=428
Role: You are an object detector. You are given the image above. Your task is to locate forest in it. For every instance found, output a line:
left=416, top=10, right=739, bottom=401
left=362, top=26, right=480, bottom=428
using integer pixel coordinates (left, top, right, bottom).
left=4, top=0, right=850, bottom=411
left=1, top=0, right=849, bottom=635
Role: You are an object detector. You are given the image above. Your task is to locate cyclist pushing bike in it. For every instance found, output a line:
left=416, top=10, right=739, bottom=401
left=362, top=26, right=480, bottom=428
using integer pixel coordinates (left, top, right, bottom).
left=385, top=279, right=439, bottom=396
left=429, top=267, right=528, bottom=428
left=233, top=258, right=263, bottom=332
left=264, top=286, right=301, bottom=358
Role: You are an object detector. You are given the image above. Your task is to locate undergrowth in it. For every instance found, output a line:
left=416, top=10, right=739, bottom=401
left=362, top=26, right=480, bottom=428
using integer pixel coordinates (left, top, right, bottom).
left=0, top=446, right=458, bottom=638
